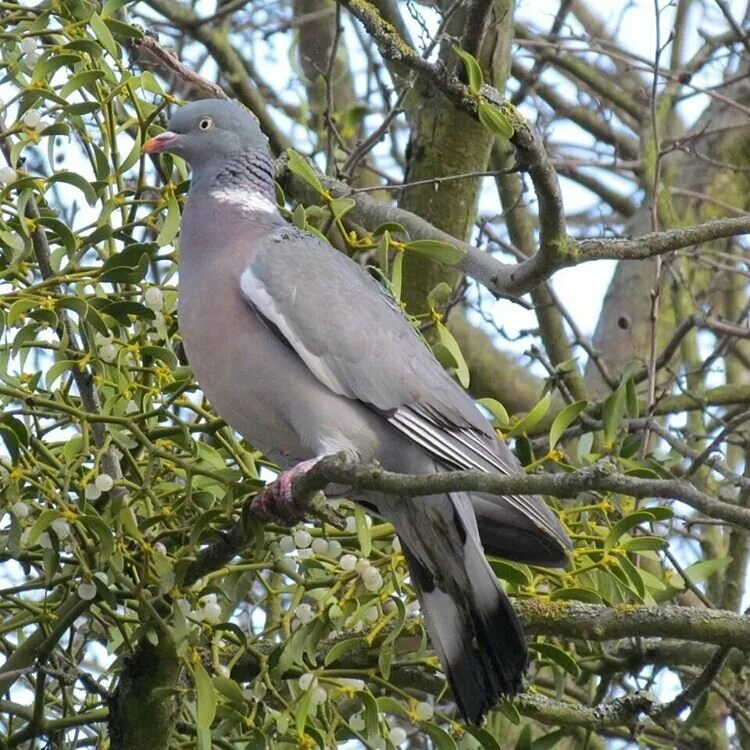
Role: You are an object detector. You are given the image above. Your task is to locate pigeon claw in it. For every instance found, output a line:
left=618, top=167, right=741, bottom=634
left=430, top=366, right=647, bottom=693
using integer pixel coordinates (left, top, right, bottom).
left=248, top=458, right=320, bottom=524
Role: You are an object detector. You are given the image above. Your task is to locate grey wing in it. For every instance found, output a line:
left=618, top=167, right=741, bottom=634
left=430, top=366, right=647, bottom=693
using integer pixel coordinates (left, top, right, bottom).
left=241, top=227, right=568, bottom=548
left=240, top=227, right=506, bottom=463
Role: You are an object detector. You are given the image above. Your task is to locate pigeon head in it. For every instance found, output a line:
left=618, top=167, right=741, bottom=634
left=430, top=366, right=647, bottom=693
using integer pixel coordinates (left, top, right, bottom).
left=143, top=99, right=268, bottom=174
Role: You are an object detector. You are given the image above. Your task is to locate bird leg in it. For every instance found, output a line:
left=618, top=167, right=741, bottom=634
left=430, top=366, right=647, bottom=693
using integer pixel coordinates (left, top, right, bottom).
left=248, top=458, right=321, bottom=524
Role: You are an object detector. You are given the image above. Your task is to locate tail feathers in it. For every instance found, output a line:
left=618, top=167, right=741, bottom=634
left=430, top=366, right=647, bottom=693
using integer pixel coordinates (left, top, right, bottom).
left=471, top=493, right=571, bottom=567
left=402, top=544, right=527, bottom=724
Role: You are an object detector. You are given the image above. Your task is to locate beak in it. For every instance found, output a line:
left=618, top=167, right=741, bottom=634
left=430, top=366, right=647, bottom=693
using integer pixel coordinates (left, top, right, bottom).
left=143, top=131, right=180, bottom=154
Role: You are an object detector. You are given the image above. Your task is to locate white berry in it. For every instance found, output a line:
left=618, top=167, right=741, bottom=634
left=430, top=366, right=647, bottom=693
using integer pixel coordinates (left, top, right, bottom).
left=22, top=110, right=42, bottom=129
left=279, top=535, right=295, bottom=553
left=20, top=37, right=37, bottom=54
left=349, top=713, right=365, bottom=731
left=311, top=537, right=328, bottom=555
left=201, top=600, right=222, bottom=624
left=389, top=727, right=407, bottom=745
left=94, top=473, right=114, bottom=492
left=415, top=701, right=433, bottom=720
left=310, top=686, right=327, bottom=705
left=293, top=529, right=312, bottom=548
left=355, top=558, right=371, bottom=575
left=11, top=501, right=30, bottom=518
left=77, top=581, right=97, bottom=600
left=295, top=602, right=314, bottom=623
left=298, top=672, right=316, bottom=691
left=326, top=539, right=342, bottom=558
left=340, top=554, right=357, bottom=572
left=84, top=483, right=102, bottom=500
left=143, top=286, right=164, bottom=311
left=98, top=343, right=117, bottom=363
left=0, top=166, right=17, bottom=184
left=51, top=518, right=70, bottom=539
left=363, top=571, right=383, bottom=592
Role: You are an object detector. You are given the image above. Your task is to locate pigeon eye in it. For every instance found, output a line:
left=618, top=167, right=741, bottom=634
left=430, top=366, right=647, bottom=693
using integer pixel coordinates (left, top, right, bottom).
left=198, top=117, right=214, bottom=131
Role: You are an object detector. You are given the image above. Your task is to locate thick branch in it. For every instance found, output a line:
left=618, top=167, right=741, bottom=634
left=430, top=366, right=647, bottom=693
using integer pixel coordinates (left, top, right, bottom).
left=517, top=600, right=750, bottom=650
left=131, top=26, right=750, bottom=298
left=279, top=155, right=750, bottom=297
left=290, top=454, right=750, bottom=530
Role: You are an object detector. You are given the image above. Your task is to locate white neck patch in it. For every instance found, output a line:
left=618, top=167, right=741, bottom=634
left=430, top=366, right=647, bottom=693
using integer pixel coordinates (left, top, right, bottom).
left=210, top=186, right=276, bottom=215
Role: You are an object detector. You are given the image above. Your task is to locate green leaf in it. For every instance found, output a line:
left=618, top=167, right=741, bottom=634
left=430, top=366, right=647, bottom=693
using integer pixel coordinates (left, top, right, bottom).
left=488, top=559, right=530, bottom=587
left=613, top=552, right=646, bottom=599
left=78, top=515, right=115, bottom=558
left=90, top=12, right=119, bottom=58
left=156, top=190, right=180, bottom=247
left=286, top=149, right=323, bottom=194
left=549, top=400, right=587, bottom=450
left=212, top=676, right=245, bottom=709
left=294, top=683, right=314, bottom=736
left=497, top=699, right=521, bottom=725
left=93, top=300, right=155, bottom=324
left=645, top=506, right=674, bottom=521
left=550, top=587, right=604, bottom=604
left=427, top=281, right=452, bottom=311
left=420, top=722, right=458, bottom=750
left=604, top=511, right=655, bottom=552
left=621, top=536, right=667, bottom=552
left=31, top=53, right=82, bottom=83
left=140, top=345, right=178, bottom=370
left=529, top=641, right=581, bottom=678
left=28, top=510, right=63, bottom=545
left=47, top=172, right=98, bottom=207
left=103, top=17, right=143, bottom=40
left=329, top=196, right=355, bottom=220
left=390, top=248, right=404, bottom=301
left=681, top=556, right=732, bottom=586
left=45, top=359, right=78, bottom=389
left=375, top=696, right=407, bottom=716
left=625, top=377, right=639, bottom=417
left=359, top=690, right=380, bottom=736
left=100, top=252, right=150, bottom=283
left=478, top=397, right=510, bottom=428
left=354, top=506, right=372, bottom=556
left=64, top=102, right=100, bottom=116
left=602, top=381, right=627, bottom=448
left=404, top=239, right=465, bottom=265
left=37, top=216, right=77, bottom=254
left=436, top=321, right=470, bottom=387
left=193, top=662, right=216, bottom=730
left=680, top=690, right=709, bottom=736
left=465, top=726, right=503, bottom=750
left=373, top=221, right=407, bottom=237
left=0, top=414, right=29, bottom=462
left=324, top=637, right=368, bottom=667
left=60, top=70, right=106, bottom=98
left=477, top=102, right=514, bottom=139
left=530, top=729, right=567, bottom=750
left=452, top=46, right=483, bottom=93
left=507, top=392, right=552, bottom=437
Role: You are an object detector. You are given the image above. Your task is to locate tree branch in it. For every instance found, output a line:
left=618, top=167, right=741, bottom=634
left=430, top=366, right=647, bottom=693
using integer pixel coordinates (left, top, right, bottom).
left=289, top=453, right=750, bottom=530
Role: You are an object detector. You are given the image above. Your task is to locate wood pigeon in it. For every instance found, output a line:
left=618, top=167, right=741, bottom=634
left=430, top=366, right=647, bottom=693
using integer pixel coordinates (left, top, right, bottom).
left=143, top=99, right=571, bottom=724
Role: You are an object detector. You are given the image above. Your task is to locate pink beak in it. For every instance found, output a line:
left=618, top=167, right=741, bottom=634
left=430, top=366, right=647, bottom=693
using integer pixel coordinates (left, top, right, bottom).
left=143, top=131, right=180, bottom=154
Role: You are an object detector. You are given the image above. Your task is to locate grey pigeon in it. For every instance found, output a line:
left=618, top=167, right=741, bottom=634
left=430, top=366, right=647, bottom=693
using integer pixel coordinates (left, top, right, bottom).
left=144, top=99, right=571, bottom=724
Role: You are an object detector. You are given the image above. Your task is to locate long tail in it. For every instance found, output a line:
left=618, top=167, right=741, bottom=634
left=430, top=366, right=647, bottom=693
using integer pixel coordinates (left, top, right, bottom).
left=386, top=492, right=527, bottom=724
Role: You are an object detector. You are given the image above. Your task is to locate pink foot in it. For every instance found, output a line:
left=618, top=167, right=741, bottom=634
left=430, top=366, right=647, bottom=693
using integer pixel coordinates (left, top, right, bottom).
left=249, top=458, right=321, bottom=524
